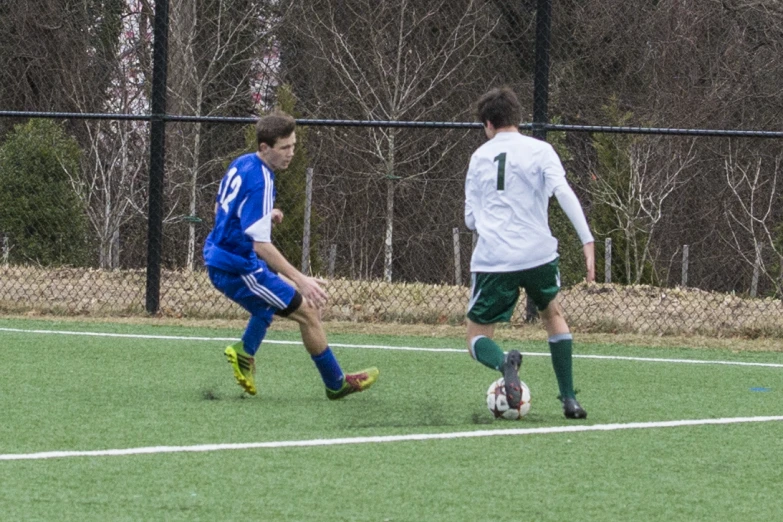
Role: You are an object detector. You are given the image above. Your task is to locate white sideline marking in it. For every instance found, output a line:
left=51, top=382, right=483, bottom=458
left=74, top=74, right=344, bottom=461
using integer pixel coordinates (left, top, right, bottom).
left=2, top=416, right=782, bottom=461
left=1, top=327, right=782, bottom=368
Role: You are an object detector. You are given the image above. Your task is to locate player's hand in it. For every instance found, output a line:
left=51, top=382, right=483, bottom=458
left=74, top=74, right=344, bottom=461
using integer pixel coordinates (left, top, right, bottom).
left=583, top=242, right=595, bottom=283
left=271, top=208, right=284, bottom=225
left=297, top=275, right=329, bottom=308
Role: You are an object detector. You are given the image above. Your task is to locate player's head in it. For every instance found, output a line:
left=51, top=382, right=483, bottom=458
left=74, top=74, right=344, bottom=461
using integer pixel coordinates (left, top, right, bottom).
left=256, top=111, right=296, bottom=170
left=256, top=111, right=296, bottom=148
left=476, top=87, right=522, bottom=133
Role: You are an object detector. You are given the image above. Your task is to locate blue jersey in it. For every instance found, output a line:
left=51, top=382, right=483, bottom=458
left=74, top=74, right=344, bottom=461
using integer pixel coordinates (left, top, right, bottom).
left=203, top=153, right=277, bottom=274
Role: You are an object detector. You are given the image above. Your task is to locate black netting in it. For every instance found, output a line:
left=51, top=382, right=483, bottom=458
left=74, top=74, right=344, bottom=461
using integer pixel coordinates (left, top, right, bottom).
left=1, top=0, right=782, bottom=335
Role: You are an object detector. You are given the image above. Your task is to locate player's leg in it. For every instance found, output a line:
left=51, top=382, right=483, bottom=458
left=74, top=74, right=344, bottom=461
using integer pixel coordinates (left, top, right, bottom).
left=538, top=299, right=575, bottom=397
left=208, top=266, right=277, bottom=395
left=466, top=319, right=501, bottom=369
left=467, top=272, right=524, bottom=408
left=525, top=259, right=587, bottom=419
left=539, top=300, right=586, bottom=419
left=229, top=269, right=360, bottom=395
left=224, top=337, right=259, bottom=395
left=284, top=300, right=378, bottom=399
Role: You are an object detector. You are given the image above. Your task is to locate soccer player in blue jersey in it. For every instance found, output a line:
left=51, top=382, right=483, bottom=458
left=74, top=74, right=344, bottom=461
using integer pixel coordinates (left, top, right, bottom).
left=464, top=88, right=595, bottom=419
left=203, top=111, right=379, bottom=399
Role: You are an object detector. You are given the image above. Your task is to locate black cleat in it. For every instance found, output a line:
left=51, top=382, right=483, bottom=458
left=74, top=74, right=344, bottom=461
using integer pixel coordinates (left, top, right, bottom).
left=562, top=397, right=587, bottom=419
left=501, top=350, right=523, bottom=409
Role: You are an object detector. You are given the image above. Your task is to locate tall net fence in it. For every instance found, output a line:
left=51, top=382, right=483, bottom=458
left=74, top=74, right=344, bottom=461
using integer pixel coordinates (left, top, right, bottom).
left=1, top=0, right=782, bottom=336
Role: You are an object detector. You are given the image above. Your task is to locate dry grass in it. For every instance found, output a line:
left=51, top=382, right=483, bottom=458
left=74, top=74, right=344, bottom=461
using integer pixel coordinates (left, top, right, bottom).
left=1, top=265, right=782, bottom=344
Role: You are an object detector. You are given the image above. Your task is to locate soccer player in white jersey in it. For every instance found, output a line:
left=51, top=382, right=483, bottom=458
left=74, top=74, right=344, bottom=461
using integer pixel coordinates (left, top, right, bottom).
left=464, top=88, right=595, bottom=419
left=203, top=111, right=378, bottom=399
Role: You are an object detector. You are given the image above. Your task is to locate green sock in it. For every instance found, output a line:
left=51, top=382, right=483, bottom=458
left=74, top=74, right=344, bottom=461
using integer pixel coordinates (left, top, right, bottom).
left=472, top=336, right=505, bottom=371
left=549, top=335, right=575, bottom=398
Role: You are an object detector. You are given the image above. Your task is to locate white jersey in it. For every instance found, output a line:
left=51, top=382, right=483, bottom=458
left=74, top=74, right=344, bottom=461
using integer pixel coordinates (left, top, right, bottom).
left=465, top=131, right=583, bottom=272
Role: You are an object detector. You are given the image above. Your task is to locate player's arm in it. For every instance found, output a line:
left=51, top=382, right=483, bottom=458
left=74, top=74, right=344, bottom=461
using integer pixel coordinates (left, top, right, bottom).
left=254, top=241, right=328, bottom=308
left=580, top=241, right=595, bottom=284
left=241, top=184, right=327, bottom=307
left=553, top=184, right=595, bottom=283
left=542, top=145, right=595, bottom=282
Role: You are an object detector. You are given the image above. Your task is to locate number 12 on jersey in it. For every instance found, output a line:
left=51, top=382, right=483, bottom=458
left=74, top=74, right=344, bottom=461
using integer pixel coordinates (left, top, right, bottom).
left=219, top=167, right=242, bottom=213
left=494, top=152, right=506, bottom=190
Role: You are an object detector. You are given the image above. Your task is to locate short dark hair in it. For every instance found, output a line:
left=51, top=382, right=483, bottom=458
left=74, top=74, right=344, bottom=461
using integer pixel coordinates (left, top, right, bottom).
left=475, top=87, right=522, bottom=129
left=256, top=111, right=296, bottom=148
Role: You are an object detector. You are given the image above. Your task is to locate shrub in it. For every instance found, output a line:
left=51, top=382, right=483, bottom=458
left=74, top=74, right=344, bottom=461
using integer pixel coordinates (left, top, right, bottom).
left=0, top=119, right=89, bottom=266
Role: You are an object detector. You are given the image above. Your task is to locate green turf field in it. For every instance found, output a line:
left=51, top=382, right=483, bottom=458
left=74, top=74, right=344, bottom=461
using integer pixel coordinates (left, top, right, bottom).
left=1, top=317, right=782, bottom=521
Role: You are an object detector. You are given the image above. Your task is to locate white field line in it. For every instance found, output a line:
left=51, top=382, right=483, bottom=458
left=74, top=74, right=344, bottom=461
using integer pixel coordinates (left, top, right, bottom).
left=2, top=415, right=782, bottom=461
left=1, top=327, right=782, bottom=368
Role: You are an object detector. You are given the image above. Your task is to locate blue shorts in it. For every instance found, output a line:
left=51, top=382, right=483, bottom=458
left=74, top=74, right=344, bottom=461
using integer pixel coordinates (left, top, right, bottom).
left=207, top=264, right=298, bottom=326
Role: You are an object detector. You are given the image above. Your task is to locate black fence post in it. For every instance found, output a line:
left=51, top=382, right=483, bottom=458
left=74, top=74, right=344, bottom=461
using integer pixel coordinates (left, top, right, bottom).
left=533, top=0, right=552, bottom=139
left=146, top=0, right=169, bottom=315
left=526, top=0, right=553, bottom=323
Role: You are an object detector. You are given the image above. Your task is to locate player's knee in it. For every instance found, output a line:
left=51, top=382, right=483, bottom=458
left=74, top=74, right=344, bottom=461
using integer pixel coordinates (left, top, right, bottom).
left=288, top=297, right=321, bottom=327
left=540, top=300, right=562, bottom=319
left=276, top=291, right=303, bottom=318
left=301, top=299, right=322, bottom=323
left=278, top=291, right=314, bottom=324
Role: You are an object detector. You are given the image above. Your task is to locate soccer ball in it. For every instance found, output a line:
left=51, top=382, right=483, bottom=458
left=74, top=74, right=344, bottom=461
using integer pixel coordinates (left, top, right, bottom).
left=486, top=377, right=531, bottom=420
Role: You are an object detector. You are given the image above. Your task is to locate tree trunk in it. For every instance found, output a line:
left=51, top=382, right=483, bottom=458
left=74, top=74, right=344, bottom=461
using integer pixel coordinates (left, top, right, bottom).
left=384, top=132, right=397, bottom=282
left=186, top=118, right=202, bottom=271
left=384, top=176, right=395, bottom=283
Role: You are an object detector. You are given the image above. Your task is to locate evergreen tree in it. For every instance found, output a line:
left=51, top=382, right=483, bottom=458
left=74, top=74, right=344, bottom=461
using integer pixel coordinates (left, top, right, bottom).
left=0, top=120, right=89, bottom=266
left=227, top=85, right=322, bottom=274
left=544, top=117, right=586, bottom=286
left=589, top=99, right=656, bottom=285
left=273, top=86, right=322, bottom=275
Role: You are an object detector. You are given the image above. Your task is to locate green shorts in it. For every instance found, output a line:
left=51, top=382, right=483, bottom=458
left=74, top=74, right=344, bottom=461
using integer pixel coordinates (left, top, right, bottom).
left=466, top=258, right=561, bottom=324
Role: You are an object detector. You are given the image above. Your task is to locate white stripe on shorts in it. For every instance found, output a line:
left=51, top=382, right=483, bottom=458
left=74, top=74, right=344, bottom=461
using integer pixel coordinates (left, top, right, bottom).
left=241, top=273, right=287, bottom=309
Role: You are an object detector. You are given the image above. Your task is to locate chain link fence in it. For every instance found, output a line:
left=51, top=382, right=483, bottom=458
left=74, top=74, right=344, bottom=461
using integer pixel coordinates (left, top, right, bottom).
left=1, top=0, right=782, bottom=336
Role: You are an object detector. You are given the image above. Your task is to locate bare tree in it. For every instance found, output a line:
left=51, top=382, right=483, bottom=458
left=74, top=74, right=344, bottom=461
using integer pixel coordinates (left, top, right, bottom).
left=0, top=0, right=124, bottom=115
left=42, top=0, right=150, bottom=269
left=62, top=120, right=148, bottom=269
left=286, top=0, right=500, bottom=281
left=556, top=0, right=783, bottom=294
left=166, top=0, right=282, bottom=270
left=590, top=136, right=698, bottom=284
left=723, top=144, right=783, bottom=296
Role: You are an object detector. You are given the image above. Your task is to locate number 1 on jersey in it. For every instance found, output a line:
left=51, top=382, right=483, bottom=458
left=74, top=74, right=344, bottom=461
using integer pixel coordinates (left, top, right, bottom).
left=494, top=152, right=506, bottom=190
